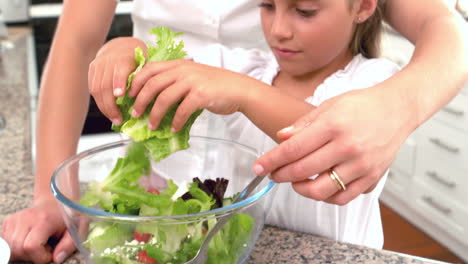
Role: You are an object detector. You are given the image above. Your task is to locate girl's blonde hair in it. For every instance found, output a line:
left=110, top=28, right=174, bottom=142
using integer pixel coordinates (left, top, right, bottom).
left=349, top=0, right=387, bottom=58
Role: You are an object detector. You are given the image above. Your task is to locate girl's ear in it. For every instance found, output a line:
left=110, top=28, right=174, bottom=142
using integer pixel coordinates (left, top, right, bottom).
left=355, top=0, right=378, bottom=23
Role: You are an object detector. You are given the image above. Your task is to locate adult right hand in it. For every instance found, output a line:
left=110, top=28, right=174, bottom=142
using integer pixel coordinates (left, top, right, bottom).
left=88, top=37, right=146, bottom=125
left=1, top=197, right=75, bottom=264
left=253, top=86, right=416, bottom=205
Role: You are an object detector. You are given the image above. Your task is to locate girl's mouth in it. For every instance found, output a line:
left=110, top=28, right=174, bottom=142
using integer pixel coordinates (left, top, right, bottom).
left=273, top=47, right=301, bottom=58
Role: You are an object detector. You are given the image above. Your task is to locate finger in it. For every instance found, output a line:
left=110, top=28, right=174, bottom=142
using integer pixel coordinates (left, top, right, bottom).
left=253, top=122, right=332, bottom=177
left=87, top=61, right=96, bottom=94
left=1, top=215, right=11, bottom=238
left=132, top=73, right=177, bottom=119
left=291, top=162, right=362, bottom=201
left=101, top=59, right=122, bottom=124
left=276, top=109, right=319, bottom=140
left=276, top=126, right=295, bottom=141
left=91, top=62, right=104, bottom=117
left=130, top=59, right=184, bottom=97
left=9, top=225, right=31, bottom=259
left=324, top=172, right=380, bottom=205
left=291, top=172, right=337, bottom=202
left=170, top=88, right=201, bottom=132
left=2, top=216, right=23, bottom=258
left=113, top=57, right=135, bottom=97
left=269, top=140, right=351, bottom=183
left=364, top=182, right=379, bottom=193
left=148, top=82, right=189, bottom=130
left=23, top=223, right=58, bottom=263
left=53, top=232, right=76, bottom=264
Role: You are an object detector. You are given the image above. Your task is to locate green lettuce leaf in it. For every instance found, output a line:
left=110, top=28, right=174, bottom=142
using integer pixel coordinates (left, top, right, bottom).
left=112, top=26, right=202, bottom=162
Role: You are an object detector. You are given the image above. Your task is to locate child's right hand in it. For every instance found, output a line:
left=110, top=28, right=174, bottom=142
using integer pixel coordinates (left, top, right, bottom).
left=88, top=37, right=146, bottom=125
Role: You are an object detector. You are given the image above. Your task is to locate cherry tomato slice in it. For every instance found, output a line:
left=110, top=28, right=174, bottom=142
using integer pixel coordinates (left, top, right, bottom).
left=136, top=250, right=157, bottom=264
left=134, top=231, right=151, bottom=243
left=147, top=188, right=160, bottom=195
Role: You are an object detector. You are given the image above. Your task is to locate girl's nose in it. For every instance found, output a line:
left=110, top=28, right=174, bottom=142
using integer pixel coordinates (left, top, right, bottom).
left=270, top=14, right=293, bottom=40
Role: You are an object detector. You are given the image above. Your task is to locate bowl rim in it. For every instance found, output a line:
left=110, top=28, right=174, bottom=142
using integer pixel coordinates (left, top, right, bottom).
left=51, top=136, right=276, bottom=222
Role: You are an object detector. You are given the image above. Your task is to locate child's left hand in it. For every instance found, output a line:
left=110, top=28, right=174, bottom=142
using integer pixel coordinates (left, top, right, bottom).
left=129, top=59, right=259, bottom=131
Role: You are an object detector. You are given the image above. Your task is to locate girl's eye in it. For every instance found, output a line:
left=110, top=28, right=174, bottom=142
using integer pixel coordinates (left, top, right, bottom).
left=258, top=2, right=274, bottom=10
left=296, top=8, right=317, bottom=17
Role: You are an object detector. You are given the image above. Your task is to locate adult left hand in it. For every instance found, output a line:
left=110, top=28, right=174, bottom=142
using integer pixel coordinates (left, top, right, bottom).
left=252, top=86, right=416, bottom=205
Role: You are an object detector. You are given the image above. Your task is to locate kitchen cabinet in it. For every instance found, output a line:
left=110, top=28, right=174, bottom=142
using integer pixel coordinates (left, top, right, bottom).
left=380, top=25, right=468, bottom=262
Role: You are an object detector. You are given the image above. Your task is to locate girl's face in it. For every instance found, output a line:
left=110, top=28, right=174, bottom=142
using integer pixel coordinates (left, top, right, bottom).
left=260, top=0, right=359, bottom=77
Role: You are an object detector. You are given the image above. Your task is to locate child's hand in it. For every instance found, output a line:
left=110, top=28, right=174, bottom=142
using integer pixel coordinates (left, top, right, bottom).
left=130, top=59, right=258, bottom=131
left=88, top=37, right=146, bottom=125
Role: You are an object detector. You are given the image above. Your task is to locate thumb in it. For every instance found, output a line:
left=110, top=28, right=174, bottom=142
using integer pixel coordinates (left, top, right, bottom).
left=277, top=109, right=318, bottom=140
left=53, top=232, right=76, bottom=264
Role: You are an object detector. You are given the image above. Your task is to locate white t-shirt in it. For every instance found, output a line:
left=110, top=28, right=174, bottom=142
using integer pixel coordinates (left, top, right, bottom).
left=131, top=0, right=269, bottom=56
left=193, top=45, right=400, bottom=249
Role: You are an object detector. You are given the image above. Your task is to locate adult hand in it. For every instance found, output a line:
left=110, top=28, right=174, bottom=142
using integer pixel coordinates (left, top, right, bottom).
left=88, top=37, right=146, bottom=125
left=1, top=197, right=75, bottom=264
left=253, top=86, right=416, bottom=205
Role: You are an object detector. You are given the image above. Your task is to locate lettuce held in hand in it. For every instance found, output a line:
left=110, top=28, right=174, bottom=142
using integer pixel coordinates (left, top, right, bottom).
left=113, top=27, right=202, bottom=162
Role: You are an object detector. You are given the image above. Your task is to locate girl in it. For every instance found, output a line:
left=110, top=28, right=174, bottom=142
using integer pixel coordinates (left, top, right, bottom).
left=124, top=0, right=398, bottom=248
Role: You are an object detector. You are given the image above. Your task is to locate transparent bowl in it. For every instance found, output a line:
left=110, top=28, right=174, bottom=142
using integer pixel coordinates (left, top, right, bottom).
left=51, top=136, right=275, bottom=264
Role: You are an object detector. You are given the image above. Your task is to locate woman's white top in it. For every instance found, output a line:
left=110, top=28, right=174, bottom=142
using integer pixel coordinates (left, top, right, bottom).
left=131, top=0, right=269, bottom=56
left=193, top=45, right=400, bottom=249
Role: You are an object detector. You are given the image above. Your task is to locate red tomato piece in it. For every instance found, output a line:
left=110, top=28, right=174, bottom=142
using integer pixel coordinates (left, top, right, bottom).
left=147, top=188, right=160, bottom=195
left=136, top=250, right=157, bottom=264
left=134, top=231, right=151, bottom=243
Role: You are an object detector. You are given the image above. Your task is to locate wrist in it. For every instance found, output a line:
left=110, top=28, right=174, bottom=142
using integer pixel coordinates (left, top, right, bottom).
left=372, top=70, right=422, bottom=137
left=34, top=185, right=55, bottom=202
left=97, top=37, right=147, bottom=57
left=397, top=62, right=461, bottom=129
left=33, top=191, right=57, bottom=204
left=33, top=171, right=57, bottom=202
left=239, top=77, right=268, bottom=114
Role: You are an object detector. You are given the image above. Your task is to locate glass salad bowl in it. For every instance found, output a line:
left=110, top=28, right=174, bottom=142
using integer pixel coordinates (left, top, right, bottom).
left=51, top=136, right=275, bottom=264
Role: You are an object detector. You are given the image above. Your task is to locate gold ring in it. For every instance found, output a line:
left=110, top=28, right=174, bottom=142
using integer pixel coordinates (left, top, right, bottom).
left=329, top=169, right=346, bottom=191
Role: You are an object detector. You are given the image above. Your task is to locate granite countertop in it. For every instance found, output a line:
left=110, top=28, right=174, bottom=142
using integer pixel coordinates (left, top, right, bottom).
left=0, top=26, right=451, bottom=264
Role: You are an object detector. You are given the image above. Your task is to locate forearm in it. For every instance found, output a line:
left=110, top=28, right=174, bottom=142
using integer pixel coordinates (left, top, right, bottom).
left=240, top=80, right=314, bottom=142
left=407, top=16, right=467, bottom=125
left=34, top=0, right=117, bottom=200
left=385, top=0, right=468, bottom=127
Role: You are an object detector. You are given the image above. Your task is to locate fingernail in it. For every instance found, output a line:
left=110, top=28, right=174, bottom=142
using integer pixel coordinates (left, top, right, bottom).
left=113, top=88, right=124, bottom=97
left=278, top=126, right=294, bottom=134
left=112, top=118, right=121, bottom=125
left=148, top=123, right=155, bottom=130
left=171, top=127, right=177, bottom=133
left=132, top=109, right=139, bottom=118
left=253, top=164, right=264, bottom=175
left=56, top=251, right=67, bottom=264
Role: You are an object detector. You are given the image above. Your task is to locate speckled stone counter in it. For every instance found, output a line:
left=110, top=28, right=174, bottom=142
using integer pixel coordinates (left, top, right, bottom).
left=0, top=27, right=34, bottom=220
left=0, top=27, right=451, bottom=264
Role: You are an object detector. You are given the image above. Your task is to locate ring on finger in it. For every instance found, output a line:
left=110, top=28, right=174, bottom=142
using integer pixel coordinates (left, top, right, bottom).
left=328, top=169, right=346, bottom=191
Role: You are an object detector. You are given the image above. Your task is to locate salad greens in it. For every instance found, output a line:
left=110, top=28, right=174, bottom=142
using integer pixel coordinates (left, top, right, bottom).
left=113, top=27, right=202, bottom=162
left=79, top=27, right=255, bottom=264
